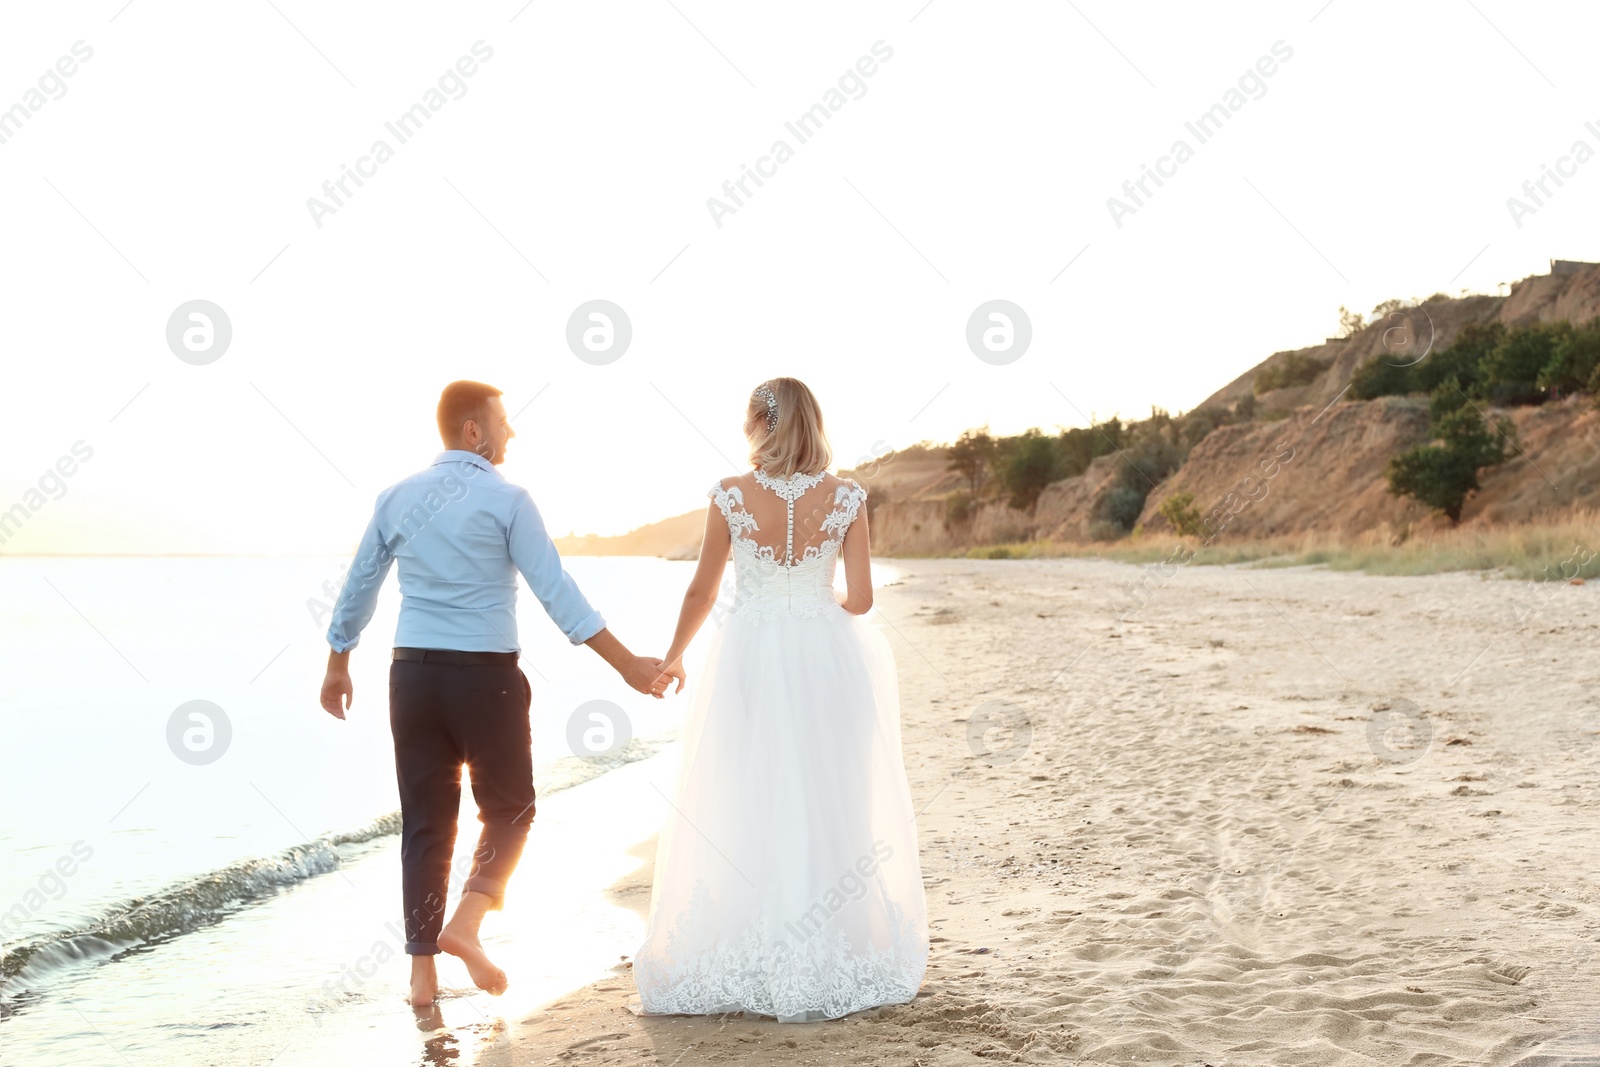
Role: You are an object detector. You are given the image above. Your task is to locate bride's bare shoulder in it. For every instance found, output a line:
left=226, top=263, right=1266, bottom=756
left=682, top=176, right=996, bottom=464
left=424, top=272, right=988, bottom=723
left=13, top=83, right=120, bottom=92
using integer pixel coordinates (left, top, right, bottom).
left=710, top=472, right=755, bottom=501
left=821, top=471, right=865, bottom=495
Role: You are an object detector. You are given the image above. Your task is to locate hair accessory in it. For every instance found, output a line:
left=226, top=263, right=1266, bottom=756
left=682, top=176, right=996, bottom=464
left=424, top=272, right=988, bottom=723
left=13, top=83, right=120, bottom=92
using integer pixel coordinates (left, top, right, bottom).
left=753, top=384, right=778, bottom=432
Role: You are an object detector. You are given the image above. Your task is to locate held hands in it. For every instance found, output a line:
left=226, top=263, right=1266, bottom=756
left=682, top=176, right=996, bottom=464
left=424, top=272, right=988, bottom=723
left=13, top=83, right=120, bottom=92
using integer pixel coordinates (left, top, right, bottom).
left=586, top=630, right=678, bottom=701
left=622, top=654, right=685, bottom=699
left=653, top=653, right=687, bottom=697
left=623, top=655, right=674, bottom=700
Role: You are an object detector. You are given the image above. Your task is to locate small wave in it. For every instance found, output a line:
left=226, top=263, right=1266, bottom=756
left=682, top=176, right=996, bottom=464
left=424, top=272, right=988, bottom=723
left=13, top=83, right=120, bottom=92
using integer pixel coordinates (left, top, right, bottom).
left=0, top=838, right=349, bottom=999
left=0, top=733, right=673, bottom=1010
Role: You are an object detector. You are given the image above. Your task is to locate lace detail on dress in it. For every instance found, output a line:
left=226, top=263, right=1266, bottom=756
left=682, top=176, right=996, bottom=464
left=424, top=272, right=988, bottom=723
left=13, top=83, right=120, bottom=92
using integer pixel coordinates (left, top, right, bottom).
left=822, top=482, right=866, bottom=537
left=709, top=482, right=759, bottom=536
left=751, top=469, right=824, bottom=502
left=754, top=469, right=823, bottom=566
left=635, top=878, right=925, bottom=1020
left=707, top=474, right=868, bottom=622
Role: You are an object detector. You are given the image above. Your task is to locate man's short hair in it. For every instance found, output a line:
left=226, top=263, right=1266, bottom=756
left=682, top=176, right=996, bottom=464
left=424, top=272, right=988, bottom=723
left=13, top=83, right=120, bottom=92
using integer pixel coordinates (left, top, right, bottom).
left=436, top=381, right=503, bottom=445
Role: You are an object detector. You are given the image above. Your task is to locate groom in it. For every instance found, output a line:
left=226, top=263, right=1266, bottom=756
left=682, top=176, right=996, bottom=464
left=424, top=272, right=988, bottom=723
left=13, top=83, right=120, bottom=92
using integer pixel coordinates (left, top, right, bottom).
left=318, top=380, right=668, bottom=1006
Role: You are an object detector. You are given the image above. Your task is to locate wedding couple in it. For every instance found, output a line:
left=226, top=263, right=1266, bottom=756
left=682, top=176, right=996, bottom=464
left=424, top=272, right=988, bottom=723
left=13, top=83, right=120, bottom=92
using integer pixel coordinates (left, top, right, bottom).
left=318, top=378, right=928, bottom=1022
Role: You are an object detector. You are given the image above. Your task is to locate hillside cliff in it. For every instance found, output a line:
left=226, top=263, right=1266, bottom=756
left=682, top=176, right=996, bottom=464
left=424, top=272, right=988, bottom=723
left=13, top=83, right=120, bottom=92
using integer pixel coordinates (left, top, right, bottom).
left=868, top=262, right=1600, bottom=555
left=1204, top=263, right=1600, bottom=415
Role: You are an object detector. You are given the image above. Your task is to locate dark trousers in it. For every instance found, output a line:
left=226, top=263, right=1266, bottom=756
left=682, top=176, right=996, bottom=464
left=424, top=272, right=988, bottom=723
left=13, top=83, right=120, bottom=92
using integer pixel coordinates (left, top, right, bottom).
left=388, top=656, right=534, bottom=955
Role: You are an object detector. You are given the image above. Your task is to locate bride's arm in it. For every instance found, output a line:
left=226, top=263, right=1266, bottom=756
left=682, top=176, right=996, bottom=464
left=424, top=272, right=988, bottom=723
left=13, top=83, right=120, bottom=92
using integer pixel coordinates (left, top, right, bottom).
left=660, top=501, right=732, bottom=691
left=838, top=505, right=873, bottom=615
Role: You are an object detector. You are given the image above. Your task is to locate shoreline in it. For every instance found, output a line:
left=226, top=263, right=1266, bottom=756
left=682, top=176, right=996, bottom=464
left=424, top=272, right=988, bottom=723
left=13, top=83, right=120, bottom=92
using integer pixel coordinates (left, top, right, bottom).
left=0, top=734, right=676, bottom=1027
left=6, top=557, right=1597, bottom=1065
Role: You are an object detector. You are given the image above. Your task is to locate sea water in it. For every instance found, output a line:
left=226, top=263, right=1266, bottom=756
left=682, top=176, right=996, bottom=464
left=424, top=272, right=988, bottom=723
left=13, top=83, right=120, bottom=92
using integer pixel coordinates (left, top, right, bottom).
left=0, top=553, right=896, bottom=1064
left=0, top=558, right=692, bottom=1011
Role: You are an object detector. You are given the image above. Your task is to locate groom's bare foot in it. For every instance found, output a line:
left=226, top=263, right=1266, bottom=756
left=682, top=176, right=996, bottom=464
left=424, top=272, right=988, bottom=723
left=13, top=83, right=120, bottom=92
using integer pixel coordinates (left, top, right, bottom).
left=410, top=955, right=439, bottom=1007
left=438, top=924, right=508, bottom=995
left=439, top=890, right=508, bottom=996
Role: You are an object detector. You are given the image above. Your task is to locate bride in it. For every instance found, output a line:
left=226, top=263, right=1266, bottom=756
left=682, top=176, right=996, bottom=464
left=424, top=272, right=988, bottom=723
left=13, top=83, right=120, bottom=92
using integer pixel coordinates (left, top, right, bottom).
left=633, top=377, right=928, bottom=1022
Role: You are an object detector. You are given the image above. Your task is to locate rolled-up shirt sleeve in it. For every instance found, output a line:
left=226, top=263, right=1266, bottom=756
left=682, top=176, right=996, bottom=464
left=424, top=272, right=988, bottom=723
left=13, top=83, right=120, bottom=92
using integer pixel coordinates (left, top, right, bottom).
left=506, top=488, right=606, bottom=644
left=326, top=506, right=398, bottom=653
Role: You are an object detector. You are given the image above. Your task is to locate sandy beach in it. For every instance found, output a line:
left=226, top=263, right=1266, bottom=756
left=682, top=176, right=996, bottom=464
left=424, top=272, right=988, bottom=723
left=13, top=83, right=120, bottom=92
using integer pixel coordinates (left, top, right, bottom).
left=469, top=556, right=1600, bottom=1066
left=12, top=555, right=1596, bottom=1066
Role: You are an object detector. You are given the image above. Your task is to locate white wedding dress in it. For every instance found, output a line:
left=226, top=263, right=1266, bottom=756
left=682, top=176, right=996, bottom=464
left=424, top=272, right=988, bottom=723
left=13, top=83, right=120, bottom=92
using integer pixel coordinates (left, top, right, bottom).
left=632, top=470, right=928, bottom=1021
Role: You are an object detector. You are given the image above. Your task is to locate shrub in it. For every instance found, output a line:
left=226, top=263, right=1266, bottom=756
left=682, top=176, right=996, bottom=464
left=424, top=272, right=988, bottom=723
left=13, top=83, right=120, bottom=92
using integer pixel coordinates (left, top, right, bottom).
left=1350, top=355, right=1414, bottom=400
left=1097, top=485, right=1147, bottom=533
left=1254, top=351, right=1331, bottom=394
left=1119, top=435, right=1182, bottom=488
left=1180, top=408, right=1226, bottom=450
left=1159, top=492, right=1205, bottom=537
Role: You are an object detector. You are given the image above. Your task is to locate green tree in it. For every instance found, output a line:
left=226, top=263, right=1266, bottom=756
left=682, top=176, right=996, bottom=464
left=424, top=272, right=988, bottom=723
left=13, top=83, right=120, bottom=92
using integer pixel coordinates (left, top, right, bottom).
left=945, top=428, right=997, bottom=495
left=1001, top=431, right=1060, bottom=511
left=1386, top=381, right=1516, bottom=523
left=1058, top=417, right=1124, bottom=479
left=1350, top=354, right=1414, bottom=400
left=1412, top=320, right=1503, bottom=395
left=1058, top=426, right=1095, bottom=478
left=1386, top=447, right=1481, bottom=523
left=1337, top=305, right=1366, bottom=338
left=1428, top=375, right=1472, bottom=423
left=1538, top=316, right=1600, bottom=393
left=1351, top=320, right=1506, bottom=401
left=1481, top=321, right=1564, bottom=404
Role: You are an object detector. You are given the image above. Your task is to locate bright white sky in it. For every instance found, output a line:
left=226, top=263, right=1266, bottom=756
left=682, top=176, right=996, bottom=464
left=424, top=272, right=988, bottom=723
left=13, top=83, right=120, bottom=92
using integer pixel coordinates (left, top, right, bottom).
left=3, top=1, right=1598, bottom=552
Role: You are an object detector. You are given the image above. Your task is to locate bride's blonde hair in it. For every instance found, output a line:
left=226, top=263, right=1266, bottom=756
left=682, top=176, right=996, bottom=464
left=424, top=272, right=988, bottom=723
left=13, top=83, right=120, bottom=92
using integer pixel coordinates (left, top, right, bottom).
left=746, top=377, right=832, bottom=478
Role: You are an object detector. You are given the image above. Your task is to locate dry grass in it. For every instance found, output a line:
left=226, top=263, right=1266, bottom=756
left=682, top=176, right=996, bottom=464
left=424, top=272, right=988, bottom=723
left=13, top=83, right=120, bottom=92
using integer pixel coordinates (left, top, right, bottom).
left=958, top=508, right=1600, bottom=581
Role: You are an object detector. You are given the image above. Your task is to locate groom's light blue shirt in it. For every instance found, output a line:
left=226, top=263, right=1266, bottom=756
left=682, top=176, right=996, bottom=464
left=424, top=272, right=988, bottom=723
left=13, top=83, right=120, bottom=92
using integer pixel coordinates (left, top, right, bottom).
left=326, top=450, right=605, bottom=654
